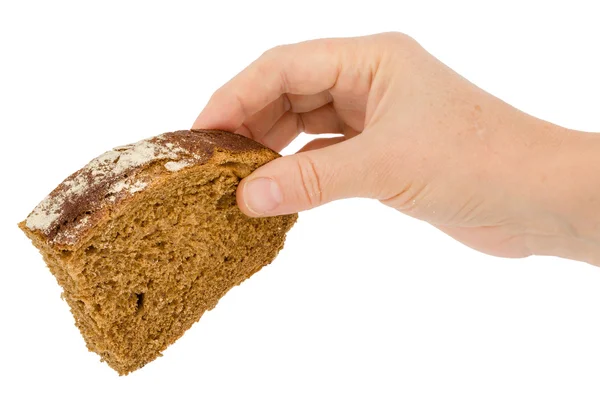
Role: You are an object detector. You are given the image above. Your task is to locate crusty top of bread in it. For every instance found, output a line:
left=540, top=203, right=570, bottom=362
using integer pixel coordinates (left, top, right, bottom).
left=23, top=129, right=273, bottom=247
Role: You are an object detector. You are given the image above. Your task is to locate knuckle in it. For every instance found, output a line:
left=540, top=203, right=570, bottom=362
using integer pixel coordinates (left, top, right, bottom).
left=294, top=154, right=324, bottom=208
left=209, top=86, right=227, bottom=102
left=379, top=31, right=417, bottom=47
left=318, top=38, right=341, bottom=53
left=377, top=32, right=422, bottom=62
left=262, top=44, right=287, bottom=59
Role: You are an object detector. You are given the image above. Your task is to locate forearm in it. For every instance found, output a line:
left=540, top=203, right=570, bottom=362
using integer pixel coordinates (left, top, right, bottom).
left=523, top=128, right=600, bottom=265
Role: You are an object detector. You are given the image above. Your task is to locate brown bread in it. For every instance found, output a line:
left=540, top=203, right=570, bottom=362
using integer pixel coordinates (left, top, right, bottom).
left=19, top=129, right=297, bottom=375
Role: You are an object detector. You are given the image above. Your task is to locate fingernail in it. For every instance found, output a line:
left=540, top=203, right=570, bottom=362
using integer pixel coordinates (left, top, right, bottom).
left=243, top=178, right=282, bottom=215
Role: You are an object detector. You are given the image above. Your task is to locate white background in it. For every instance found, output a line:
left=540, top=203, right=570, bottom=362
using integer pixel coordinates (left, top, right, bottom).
left=1, top=1, right=600, bottom=399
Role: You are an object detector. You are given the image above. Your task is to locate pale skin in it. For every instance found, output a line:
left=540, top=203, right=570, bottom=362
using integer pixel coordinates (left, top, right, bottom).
left=193, top=32, right=600, bottom=266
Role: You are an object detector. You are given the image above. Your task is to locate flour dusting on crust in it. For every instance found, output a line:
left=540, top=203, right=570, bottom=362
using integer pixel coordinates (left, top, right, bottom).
left=23, top=130, right=269, bottom=246
left=26, top=134, right=191, bottom=242
left=164, top=160, right=192, bottom=172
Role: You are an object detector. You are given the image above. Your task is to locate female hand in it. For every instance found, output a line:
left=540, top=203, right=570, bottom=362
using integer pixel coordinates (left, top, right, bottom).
left=193, top=33, right=600, bottom=265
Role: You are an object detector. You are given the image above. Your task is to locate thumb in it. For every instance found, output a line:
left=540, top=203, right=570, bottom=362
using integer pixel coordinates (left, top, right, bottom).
left=237, top=136, right=380, bottom=217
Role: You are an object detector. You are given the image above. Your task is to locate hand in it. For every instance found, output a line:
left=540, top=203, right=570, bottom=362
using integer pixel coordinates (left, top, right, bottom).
left=193, top=33, right=600, bottom=264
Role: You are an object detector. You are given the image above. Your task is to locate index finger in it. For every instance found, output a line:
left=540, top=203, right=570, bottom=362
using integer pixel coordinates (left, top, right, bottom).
left=192, top=38, right=348, bottom=132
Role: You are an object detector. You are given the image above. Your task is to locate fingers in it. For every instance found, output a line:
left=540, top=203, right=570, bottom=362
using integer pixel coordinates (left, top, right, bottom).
left=298, top=103, right=343, bottom=134
left=260, top=104, right=347, bottom=152
left=234, top=91, right=334, bottom=143
left=258, top=111, right=303, bottom=151
left=287, top=91, right=333, bottom=113
left=192, top=38, right=347, bottom=132
left=237, top=134, right=380, bottom=217
left=234, top=95, right=291, bottom=141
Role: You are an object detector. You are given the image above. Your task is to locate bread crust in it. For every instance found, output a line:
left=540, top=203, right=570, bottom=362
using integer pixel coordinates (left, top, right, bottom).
left=20, top=129, right=276, bottom=248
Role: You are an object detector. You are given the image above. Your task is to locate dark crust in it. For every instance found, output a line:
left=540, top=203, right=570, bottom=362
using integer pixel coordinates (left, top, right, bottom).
left=21, top=130, right=273, bottom=247
left=185, top=129, right=266, bottom=152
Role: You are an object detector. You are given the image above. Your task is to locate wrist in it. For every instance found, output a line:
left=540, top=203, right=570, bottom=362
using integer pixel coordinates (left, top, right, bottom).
left=521, top=127, right=600, bottom=265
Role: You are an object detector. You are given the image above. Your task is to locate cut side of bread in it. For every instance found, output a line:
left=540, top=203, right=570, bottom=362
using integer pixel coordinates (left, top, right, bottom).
left=19, top=129, right=297, bottom=375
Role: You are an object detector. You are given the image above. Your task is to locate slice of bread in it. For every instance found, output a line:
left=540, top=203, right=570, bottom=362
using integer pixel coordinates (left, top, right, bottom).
left=19, top=129, right=297, bottom=375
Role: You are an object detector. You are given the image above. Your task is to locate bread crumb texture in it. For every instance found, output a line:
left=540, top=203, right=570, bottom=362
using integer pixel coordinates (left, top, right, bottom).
left=19, top=130, right=297, bottom=375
